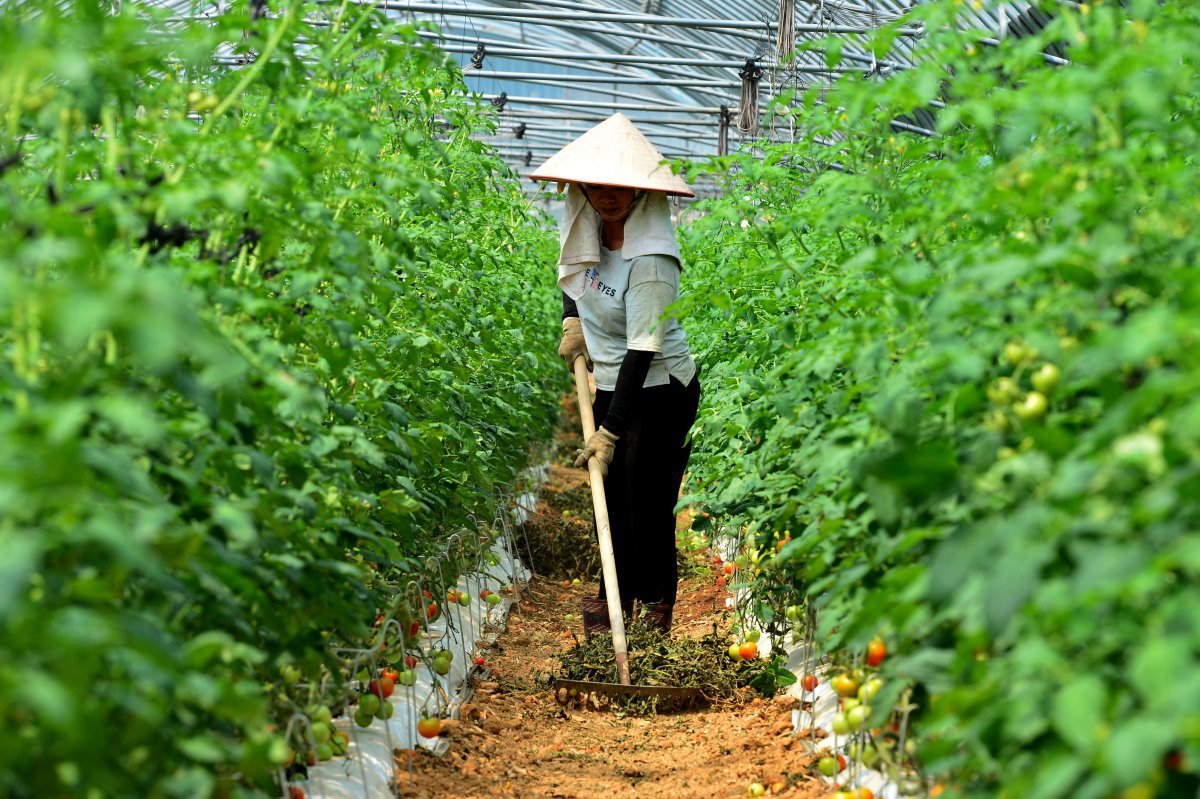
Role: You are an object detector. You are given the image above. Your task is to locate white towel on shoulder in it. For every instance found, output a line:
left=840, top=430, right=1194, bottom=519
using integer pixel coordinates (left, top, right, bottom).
left=557, top=184, right=681, bottom=300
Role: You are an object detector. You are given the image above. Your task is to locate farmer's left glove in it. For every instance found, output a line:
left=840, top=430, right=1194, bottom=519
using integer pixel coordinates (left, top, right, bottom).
left=574, top=427, right=619, bottom=477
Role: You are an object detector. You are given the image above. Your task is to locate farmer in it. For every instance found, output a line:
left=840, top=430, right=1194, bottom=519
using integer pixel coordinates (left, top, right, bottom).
left=530, top=113, right=700, bottom=636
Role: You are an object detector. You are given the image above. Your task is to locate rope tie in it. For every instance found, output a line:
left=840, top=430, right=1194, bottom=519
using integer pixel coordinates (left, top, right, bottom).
left=491, top=91, right=507, bottom=112
left=718, top=105, right=732, bottom=156
left=777, top=0, right=795, bottom=64
left=738, top=58, right=763, bottom=136
left=514, top=122, right=526, bottom=140
left=523, top=149, right=533, bottom=167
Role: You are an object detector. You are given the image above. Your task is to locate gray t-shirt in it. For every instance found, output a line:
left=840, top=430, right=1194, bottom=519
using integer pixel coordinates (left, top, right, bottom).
left=576, top=247, right=697, bottom=392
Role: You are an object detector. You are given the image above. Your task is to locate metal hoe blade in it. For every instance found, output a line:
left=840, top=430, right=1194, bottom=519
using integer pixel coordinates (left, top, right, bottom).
left=551, top=677, right=698, bottom=708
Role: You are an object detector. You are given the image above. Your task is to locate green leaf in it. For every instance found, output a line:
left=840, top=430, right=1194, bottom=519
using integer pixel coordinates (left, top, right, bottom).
left=1051, top=675, right=1107, bottom=753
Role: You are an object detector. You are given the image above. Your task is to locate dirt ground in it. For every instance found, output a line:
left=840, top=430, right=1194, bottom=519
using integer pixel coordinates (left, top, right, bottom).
left=394, top=397, right=826, bottom=799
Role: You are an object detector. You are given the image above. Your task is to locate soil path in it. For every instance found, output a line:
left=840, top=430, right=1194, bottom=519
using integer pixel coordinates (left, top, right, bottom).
left=395, top=398, right=826, bottom=799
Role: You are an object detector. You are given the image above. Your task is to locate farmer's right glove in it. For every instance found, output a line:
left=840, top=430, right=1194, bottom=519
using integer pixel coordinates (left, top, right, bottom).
left=558, top=316, right=593, bottom=372
left=575, top=427, right=619, bottom=477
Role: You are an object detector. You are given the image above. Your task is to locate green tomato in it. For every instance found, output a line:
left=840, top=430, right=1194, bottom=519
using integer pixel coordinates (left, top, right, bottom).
left=744, top=629, right=761, bottom=643
left=846, top=704, right=869, bottom=729
left=785, top=605, right=802, bottom=622
left=354, top=709, right=374, bottom=728
left=1013, top=391, right=1048, bottom=422
left=987, top=377, right=1020, bottom=405
left=311, top=705, right=332, bottom=725
left=433, top=655, right=451, bottom=675
left=281, top=664, right=301, bottom=686
left=1031, top=363, right=1061, bottom=394
left=727, top=643, right=743, bottom=661
left=486, top=593, right=502, bottom=607
left=397, top=668, right=417, bottom=686
left=358, top=693, right=380, bottom=716
left=316, top=743, right=333, bottom=761
left=310, top=722, right=331, bottom=744
left=831, top=713, right=852, bottom=735
left=1004, top=340, right=1036, bottom=366
left=457, top=592, right=471, bottom=607
left=858, top=677, right=884, bottom=701
left=983, top=408, right=1011, bottom=433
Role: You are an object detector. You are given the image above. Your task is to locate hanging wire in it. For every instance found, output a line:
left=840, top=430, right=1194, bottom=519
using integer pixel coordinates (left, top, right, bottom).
left=737, top=57, right=763, bottom=136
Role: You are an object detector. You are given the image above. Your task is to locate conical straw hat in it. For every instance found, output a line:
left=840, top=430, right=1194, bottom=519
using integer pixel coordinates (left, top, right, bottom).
left=530, top=113, right=694, bottom=197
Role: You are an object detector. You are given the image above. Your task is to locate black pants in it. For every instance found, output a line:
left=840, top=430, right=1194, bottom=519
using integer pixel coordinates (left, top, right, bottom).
left=593, top=370, right=700, bottom=606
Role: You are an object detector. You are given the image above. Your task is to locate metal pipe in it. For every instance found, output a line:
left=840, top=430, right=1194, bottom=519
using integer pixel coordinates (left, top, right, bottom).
left=440, top=45, right=874, bottom=72
left=482, top=127, right=713, bottom=142
left=480, top=94, right=747, bottom=113
left=376, top=2, right=924, bottom=36
left=473, top=77, right=734, bottom=109
left=415, top=12, right=768, bottom=55
left=465, top=70, right=738, bottom=87
left=482, top=110, right=724, bottom=127
left=380, top=2, right=776, bottom=30
left=418, top=31, right=742, bottom=98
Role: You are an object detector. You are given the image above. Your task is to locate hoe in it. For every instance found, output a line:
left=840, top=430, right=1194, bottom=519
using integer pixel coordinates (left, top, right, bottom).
left=549, top=355, right=698, bottom=708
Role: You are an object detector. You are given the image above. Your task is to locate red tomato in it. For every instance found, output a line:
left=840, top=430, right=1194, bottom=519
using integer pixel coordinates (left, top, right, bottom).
left=801, top=673, right=819, bottom=692
left=404, top=654, right=418, bottom=669
left=408, top=621, right=420, bottom=638
left=724, top=562, right=734, bottom=575
left=716, top=575, right=726, bottom=586
left=425, top=601, right=438, bottom=620
left=381, top=666, right=399, bottom=683
left=369, top=676, right=394, bottom=699
left=417, top=717, right=440, bottom=738
left=474, top=655, right=485, bottom=666
left=289, top=787, right=305, bottom=799
left=738, top=641, right=758, bottom=660
left=866, top=639, right=887, bottom=668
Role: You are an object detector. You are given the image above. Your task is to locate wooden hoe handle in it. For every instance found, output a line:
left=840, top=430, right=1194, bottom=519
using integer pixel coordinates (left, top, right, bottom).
left=572, top=355, right=631, bottom=686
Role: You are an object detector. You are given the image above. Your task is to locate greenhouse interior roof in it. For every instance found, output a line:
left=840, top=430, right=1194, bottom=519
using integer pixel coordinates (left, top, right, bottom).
left=149, top=0, right=1071, bottom=194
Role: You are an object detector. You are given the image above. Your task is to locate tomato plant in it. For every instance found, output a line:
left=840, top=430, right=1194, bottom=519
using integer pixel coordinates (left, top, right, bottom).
left=0, top=2, right=561, bottom=795
left=677, top=3, right=1200, bottom=795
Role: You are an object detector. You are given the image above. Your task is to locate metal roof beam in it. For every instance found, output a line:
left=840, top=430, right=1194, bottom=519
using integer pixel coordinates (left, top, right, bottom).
left=476, top=79, right=735, bottom=109
left=483, top=110, right=725, bottom=127
left=480, top=93, right=735, bottom=113
left=467, top=71, right=739, bottom=87
left=440, top=45, right=875, bottom=72
left=480, top=127, right=713, bottom=143
left=423, top=14, right=764, bottom=57
left=420, top=31, right=743, bottom=90
left=376, top=2, right=923, bottom=37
